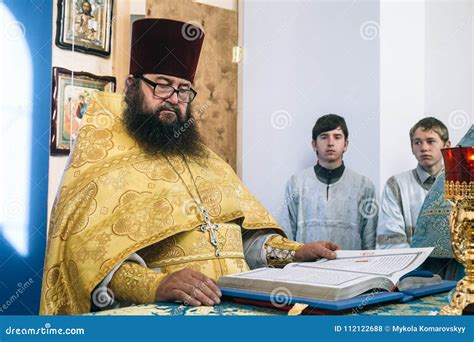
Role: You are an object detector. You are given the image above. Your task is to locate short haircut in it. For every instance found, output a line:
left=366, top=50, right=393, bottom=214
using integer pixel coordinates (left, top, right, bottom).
left=312, top=114, right=348, bottom=141
left=409, top=117, right=449, bottom=143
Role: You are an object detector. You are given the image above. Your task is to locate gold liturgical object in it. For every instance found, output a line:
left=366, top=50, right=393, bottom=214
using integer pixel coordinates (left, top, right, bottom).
left=439, top=146, right=474, bottom=315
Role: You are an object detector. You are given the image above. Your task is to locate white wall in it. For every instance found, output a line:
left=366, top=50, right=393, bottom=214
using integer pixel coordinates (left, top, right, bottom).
left=241, top=0, right=380, bottom=222
left=424, top=0, right=472, bottom=146
left=380, top=0, right=472, bottom=190
left=241, top=0, right=472, bottom=225
left=379, top=0, right=425, bottom=190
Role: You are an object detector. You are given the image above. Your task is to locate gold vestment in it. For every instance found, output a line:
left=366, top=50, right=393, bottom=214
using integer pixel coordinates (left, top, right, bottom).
left=40, top=92, right=288, bottom=315
left=141, top=222, right=250, bottom=277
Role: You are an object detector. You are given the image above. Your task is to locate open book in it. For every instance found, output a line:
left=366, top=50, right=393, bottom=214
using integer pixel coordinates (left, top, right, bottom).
left=218, top=248, right=436, bottom=301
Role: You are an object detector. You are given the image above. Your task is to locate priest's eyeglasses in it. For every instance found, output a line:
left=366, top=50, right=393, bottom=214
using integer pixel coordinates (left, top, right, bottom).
left=133, top=74, right=197, bottom=103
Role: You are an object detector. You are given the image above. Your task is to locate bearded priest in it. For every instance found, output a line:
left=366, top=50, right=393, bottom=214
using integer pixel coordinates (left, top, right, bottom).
left=40, top=18, right=339, bottom=315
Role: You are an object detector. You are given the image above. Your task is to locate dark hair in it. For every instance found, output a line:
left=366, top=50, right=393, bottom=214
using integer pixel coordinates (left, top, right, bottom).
left=312, top=114, right=348, bottom=141
left=409, top=117, right=449, bottom=143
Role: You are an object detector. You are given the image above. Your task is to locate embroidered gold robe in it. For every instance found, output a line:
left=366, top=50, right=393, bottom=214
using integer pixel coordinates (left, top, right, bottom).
left=39, top=92, right=285, bottom=315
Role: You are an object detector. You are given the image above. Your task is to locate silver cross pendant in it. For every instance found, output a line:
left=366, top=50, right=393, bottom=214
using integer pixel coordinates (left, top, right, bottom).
left=198, top=206, right=221, bottom=257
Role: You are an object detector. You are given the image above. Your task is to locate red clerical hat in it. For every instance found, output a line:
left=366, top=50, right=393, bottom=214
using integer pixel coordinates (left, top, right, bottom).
left=129, top=18, right=205, bottom=83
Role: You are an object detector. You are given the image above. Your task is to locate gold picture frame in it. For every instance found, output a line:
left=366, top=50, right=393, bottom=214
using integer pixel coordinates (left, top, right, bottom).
left=55, top=0, right=113, bottom=57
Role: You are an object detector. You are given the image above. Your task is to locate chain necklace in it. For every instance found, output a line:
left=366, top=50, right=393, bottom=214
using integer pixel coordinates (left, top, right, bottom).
left=164, top=153, right=222, bottom=257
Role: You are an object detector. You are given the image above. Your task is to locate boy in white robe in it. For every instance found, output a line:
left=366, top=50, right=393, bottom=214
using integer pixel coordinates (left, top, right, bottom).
left=376, top=117, right=451, bottom=249
left=282, top=114, right=377, bottom=250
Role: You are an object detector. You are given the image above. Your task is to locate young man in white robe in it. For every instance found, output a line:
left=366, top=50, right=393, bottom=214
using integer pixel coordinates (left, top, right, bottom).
left=376, top=117, right=451, bottom=249
left=282, top=114, right=377, bottom=250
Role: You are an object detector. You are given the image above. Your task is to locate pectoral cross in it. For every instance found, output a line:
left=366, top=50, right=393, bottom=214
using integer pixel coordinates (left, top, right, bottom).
left=198, top=206, right=221, bottom=257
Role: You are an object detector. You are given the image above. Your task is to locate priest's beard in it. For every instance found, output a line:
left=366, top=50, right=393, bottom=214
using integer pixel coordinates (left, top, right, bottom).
left=123, top=80, right=206, bottom=158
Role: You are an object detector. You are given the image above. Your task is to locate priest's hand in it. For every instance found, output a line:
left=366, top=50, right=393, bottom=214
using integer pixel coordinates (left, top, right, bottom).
left=155, top=268, right=222, bottom=306
left=294, top=240, right=339, bottom=262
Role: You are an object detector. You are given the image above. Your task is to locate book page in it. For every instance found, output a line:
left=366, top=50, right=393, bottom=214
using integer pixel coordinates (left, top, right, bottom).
left=234, top=267, right=368, bottom=286
left=288, top=247, right=433, bottom=284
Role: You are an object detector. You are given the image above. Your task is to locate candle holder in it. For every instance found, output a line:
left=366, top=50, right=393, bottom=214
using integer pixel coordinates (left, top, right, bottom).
left=439, top=146, right=473, bottom=315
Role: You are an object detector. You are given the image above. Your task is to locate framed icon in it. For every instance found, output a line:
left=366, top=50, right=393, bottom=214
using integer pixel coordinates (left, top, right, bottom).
left=50, top=67, right=116, bottom=155
left=55, top=0, right=113, bottom=57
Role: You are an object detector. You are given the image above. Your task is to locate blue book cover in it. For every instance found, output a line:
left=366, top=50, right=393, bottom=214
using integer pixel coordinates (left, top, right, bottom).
left=221, top=280, right=456, bottom=311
